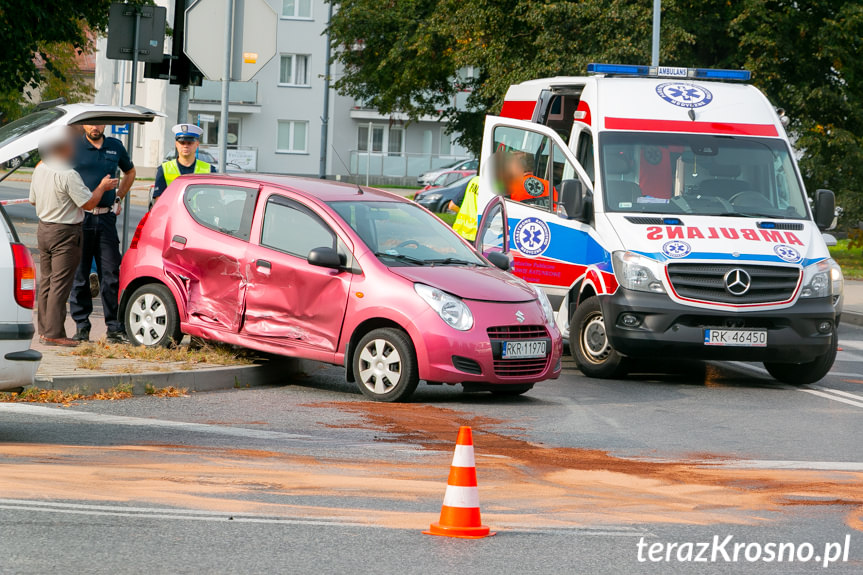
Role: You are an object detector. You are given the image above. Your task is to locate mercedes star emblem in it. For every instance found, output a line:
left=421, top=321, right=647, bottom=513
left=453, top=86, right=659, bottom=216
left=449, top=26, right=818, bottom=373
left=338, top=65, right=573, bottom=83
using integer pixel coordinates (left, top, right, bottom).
left=723, top=268, right=752, bottom=296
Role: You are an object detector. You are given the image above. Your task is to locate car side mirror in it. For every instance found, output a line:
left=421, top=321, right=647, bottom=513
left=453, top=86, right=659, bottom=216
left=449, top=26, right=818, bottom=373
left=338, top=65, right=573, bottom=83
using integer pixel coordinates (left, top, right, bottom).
left=557, top=179, right=592, bottom=223
left=307, top=246, right=342, bottom=270
left=814, top=189, right=835, bottom=231
left=486, top=251, right=510, bottom=271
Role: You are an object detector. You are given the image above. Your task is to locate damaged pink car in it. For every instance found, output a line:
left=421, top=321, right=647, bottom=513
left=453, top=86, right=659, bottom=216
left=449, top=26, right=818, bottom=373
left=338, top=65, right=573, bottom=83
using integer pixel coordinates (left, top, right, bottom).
left=119, top=175, right=562, bottom=401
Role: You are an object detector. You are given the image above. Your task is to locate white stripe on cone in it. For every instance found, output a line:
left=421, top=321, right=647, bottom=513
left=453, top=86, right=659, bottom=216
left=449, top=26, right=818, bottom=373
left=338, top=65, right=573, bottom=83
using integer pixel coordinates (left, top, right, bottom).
left=442, top=485, right=481, bottom=509
left=451, top=444, right=476, bottom=468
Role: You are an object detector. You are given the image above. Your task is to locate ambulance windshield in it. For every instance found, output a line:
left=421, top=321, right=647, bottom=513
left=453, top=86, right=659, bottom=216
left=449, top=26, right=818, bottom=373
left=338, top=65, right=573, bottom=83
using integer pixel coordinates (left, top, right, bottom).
left=599, top=133, right=809, bottom=220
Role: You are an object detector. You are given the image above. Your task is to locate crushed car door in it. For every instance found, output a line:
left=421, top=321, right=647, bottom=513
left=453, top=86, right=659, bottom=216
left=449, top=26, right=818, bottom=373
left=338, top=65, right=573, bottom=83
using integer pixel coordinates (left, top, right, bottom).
left=241, top=190, right=352, bottom=353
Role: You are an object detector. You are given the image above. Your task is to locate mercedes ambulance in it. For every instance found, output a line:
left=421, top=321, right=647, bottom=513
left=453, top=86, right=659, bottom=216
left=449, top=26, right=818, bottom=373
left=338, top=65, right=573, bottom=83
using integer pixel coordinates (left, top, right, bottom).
left=474, top=63, right=844, bottom=384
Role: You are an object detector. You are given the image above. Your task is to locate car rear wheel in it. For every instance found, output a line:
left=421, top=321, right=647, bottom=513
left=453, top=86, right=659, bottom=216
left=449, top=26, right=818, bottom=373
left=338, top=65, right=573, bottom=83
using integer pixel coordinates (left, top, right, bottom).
left=764, top=329, right=837, bottom=385
left=353, top=328, right=419, bottom=402
left=125, top=284, right=182, bottom=347
left=570, top=296, right=629, bottom=379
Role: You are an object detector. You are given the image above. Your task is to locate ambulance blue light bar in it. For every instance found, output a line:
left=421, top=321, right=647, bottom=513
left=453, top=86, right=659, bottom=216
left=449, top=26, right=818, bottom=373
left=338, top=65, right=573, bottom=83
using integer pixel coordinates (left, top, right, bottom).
left=587, top=63, right=751, bottom=82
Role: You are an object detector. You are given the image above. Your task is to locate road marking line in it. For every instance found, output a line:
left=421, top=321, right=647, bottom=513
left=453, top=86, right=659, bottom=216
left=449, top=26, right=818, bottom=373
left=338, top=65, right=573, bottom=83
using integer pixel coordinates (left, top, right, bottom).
left=810, top=385, right=863, bottom=403
left=797, top=388, right=863, bottom=409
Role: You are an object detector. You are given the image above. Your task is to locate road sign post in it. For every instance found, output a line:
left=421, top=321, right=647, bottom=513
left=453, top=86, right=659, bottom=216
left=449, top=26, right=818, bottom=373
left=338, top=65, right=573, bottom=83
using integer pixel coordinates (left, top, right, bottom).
left=185, top=0, right=277, bottom=172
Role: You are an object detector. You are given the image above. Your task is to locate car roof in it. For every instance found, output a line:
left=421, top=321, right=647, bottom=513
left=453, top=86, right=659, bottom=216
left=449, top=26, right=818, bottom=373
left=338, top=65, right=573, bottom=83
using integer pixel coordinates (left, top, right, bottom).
left=179, top=173, right=406, bottom=202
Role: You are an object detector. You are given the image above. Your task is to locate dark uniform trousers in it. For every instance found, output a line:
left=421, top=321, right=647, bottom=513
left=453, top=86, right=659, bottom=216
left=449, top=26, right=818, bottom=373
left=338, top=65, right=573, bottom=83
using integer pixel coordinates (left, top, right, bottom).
left=68, top=211, right=123, bottom=333
left=37, top=222, right=83, bottom=339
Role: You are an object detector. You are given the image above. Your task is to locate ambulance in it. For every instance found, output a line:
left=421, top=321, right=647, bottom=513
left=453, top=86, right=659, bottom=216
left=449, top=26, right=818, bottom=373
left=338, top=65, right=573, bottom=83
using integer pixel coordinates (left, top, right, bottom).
left=474, top=63, right=844, bottom=384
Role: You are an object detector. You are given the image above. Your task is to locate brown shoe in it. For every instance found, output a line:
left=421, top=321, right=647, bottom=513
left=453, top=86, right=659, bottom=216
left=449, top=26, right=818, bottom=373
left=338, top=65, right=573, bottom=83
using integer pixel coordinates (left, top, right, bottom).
left=40, top=336, right=80, bottom=347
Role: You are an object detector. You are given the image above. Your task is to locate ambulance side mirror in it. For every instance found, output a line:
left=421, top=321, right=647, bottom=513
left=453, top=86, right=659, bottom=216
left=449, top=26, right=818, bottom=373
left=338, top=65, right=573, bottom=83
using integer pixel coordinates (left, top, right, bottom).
left=813, top=189, right=835, bottom=231
left=558, top=179, right=592, bottom=223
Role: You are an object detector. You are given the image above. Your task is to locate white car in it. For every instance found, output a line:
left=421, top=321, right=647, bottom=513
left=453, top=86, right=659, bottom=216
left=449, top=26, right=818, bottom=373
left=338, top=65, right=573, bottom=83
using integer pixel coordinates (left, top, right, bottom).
left=417, top=158, right=478, bottom=186
left=0, top=103, right=161, bottom=390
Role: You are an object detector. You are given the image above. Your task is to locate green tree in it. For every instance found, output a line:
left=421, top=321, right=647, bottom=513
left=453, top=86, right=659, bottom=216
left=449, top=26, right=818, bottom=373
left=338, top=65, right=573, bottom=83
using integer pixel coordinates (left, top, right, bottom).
left=328, top=0, right=863, bottom=225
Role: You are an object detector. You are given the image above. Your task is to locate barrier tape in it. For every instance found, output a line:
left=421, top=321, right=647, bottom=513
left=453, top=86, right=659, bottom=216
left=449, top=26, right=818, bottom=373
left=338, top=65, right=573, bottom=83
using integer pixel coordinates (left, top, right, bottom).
left=0, top=198, right=30, bottom=206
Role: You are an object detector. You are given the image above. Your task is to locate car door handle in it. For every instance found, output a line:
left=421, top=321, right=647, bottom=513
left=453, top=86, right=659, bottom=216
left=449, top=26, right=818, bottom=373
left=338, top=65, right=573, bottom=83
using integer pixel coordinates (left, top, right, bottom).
left=171, top=235, right=187, bottom=248
left=256, top=259, right=271, bottom=271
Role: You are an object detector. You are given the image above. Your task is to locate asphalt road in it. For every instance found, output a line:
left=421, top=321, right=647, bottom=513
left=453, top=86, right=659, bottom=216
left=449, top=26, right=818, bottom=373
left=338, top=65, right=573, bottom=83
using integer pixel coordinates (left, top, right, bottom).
left=1, top=324, right=862, bottom=574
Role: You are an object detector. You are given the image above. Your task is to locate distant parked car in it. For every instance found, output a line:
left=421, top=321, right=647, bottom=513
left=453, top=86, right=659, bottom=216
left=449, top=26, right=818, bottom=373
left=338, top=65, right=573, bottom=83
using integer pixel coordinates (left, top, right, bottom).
left=121, top=174, right=562, bottom=402
left=421, top=169, right=476, bottom=192
left=417, top=158, right=478, bottom=185
left=415, top=175, right=473, bottom=212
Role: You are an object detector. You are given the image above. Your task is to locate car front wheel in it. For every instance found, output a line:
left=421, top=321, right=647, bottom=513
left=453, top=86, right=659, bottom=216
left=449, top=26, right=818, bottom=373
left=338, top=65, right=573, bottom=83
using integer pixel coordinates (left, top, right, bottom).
left=353, top=328, right=420, bottom=402
left=125, top=284, right=182, bottom=347
left=764, top=329, right=837, bottom=385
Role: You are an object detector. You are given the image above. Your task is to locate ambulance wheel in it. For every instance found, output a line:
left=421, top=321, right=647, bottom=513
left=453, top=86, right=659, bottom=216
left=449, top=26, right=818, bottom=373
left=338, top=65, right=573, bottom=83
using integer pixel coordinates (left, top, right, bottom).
left=353, top=328, right=420, bottom=402
left=763, top=330, right=837, bottom=385
left=570, top=296, right=629, bottom=379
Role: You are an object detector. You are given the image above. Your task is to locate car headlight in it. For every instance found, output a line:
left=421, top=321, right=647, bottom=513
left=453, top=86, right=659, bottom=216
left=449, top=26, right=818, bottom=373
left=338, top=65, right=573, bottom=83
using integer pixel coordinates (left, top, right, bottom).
left=612, top=251, right=666, bottom=293
left=800, top=259, right=833, bottom=298
left=414, top=283, right=474, bottom=331
left=529, top=284, right=555, bottom=325
left=829, top=258, right=844, bottom=308
left=425, top=193, right=442, bottom=201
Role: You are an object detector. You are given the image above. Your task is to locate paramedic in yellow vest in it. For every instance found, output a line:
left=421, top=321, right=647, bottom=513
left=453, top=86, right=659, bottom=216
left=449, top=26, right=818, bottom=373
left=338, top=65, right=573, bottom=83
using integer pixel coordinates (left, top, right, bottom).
left=152, top=124, right=215, bottom=203
left=452, top=176, right=480, bottom=241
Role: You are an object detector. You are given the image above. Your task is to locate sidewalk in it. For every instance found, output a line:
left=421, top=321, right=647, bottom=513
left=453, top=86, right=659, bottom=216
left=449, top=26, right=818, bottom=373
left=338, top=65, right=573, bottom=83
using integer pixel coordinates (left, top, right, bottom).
left=843, top=279, right=863, bottom=327
left=28, top=307, right=299, bottom=394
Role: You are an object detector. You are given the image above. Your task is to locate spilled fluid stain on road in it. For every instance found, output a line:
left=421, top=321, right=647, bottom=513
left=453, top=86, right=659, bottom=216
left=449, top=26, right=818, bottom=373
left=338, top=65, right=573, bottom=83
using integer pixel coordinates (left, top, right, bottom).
left=0, top=402, right=861, bottom=532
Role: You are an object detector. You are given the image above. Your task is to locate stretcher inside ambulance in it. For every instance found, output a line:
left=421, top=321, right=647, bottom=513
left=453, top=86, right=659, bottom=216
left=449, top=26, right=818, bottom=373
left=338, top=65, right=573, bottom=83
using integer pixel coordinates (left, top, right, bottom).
left=474, top=64, right=843, bottom=385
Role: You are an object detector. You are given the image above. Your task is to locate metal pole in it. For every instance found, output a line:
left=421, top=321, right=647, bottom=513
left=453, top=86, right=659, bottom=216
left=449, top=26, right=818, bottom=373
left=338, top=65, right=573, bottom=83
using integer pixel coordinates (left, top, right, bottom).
left=122, top=9, right=141, bottom=251
left=218, top=0, right=235, bottom=174
left=318, top=2, right=333, bottom=179
left=175, top=0, right=192, bottom=124
left=365, top=121, right=371, bottom=187
left=651, top=0, right=661, bottom=66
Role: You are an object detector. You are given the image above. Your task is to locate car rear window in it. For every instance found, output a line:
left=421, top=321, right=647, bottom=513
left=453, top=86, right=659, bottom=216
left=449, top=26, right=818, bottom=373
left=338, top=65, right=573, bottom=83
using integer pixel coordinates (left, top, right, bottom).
left=184, top=184, right=256, bottom=240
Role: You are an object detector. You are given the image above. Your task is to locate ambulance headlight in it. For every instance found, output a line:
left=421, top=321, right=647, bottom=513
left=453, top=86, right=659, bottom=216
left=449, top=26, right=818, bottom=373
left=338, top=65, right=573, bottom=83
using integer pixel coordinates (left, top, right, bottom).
left=800, top=259, right=834, bottom=299
left=612, top=251, right=666, bottom=294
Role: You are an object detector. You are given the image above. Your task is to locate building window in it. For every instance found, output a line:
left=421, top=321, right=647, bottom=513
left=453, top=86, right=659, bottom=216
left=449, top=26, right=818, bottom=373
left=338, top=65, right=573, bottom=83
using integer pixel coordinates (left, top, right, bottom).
left=282, top=0, right=312, bottom=19
left=357, top=125, right=384, bottom=153
left=440, top=132, right=452, bottom=156
left=277, top=120, right=308, bottom=154
left=279, top=54, right=310, bottom=86
left=388, top=128, right=403, bottom=156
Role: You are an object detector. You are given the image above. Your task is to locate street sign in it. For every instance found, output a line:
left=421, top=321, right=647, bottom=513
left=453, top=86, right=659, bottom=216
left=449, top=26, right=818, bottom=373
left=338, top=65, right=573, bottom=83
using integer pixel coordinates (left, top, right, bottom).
left=106, top=3, right=167, bottom=63
left=184, top=0, right=278, bottom=82
left=198, top=113, right=216, bottom=123
left=111, top=124, right=130, bottom=136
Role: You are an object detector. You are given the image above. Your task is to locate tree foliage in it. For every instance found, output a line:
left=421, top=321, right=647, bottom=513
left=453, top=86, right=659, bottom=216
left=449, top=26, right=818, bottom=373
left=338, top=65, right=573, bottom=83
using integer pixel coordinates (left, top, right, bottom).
left=328, top=0, right=863, bottom=225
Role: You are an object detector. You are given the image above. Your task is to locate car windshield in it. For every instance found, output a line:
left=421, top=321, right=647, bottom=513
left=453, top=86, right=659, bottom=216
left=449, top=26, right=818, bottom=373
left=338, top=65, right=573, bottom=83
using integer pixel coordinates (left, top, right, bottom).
left=0, top=108, right=65, bottom=149
left=329, top=201, right=486, bottom=267
left=599, top=132, right=809, bottom=219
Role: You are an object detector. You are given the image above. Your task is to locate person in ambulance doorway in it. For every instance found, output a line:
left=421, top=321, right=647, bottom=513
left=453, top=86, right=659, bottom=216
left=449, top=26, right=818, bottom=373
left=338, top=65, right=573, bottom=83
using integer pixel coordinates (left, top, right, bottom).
left=70, top=124, right=136, bottom=344
left=494, top=150, right=557, bottom=207
left=151, top=124, right=216, bottom=203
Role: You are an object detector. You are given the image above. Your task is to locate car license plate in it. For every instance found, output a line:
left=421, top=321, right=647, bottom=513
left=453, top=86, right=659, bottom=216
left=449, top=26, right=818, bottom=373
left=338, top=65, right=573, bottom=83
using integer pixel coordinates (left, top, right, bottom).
left=502, top=340, right=547, bottom=359
left=704, top=329, right=767, bottom=347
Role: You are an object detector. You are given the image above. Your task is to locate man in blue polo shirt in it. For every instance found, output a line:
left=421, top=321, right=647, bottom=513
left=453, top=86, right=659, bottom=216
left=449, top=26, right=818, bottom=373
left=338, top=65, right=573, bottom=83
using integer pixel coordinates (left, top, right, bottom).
left=70, top=124, right=136, bottom=343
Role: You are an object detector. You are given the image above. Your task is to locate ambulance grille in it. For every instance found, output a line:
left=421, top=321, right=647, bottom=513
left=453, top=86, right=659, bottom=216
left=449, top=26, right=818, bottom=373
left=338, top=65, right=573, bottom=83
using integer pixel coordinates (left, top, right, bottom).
left=667, top=263, right=801, bottom=304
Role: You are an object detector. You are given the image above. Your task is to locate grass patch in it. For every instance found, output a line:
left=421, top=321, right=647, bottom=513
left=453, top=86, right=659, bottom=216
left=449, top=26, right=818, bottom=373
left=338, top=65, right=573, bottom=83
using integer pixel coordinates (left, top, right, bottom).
left=829, top=238, right=863, bottom=280
left=69, top=340, right=255, bottom=367
left=436, top=211, right=457, bottom=227
left=76, top=356, right=104, bottom=370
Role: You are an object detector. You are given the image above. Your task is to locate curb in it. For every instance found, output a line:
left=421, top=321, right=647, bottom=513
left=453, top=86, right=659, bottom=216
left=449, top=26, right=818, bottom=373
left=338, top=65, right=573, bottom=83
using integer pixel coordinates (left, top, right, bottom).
left=32, top=357, right=301, bottom=395
left=841, top=311, right=863, bottom=328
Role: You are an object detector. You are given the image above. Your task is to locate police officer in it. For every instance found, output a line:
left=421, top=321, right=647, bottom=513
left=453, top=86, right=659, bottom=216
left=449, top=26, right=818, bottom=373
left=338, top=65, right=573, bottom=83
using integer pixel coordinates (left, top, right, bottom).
left=70, top=125, right=136, bottom=343
left=152, top=124, right=215, bottom=202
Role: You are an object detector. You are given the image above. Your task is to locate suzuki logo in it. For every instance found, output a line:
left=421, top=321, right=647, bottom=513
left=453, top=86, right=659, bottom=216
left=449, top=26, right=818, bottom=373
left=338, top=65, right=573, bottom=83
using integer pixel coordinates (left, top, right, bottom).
left=515, top=310, right=525, bottom=323
left=723, top=268, right=752, bottom=296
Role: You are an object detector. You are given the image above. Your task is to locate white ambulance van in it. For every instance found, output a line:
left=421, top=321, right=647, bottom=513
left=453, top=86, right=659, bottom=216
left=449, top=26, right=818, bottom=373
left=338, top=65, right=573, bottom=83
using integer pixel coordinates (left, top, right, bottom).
left=474, top=64, right=843, bottom=384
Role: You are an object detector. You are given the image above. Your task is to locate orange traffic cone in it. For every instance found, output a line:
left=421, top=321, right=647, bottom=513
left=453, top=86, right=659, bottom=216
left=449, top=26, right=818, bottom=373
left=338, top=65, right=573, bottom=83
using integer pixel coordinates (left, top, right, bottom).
left=424, top=426, right=495, bottom=539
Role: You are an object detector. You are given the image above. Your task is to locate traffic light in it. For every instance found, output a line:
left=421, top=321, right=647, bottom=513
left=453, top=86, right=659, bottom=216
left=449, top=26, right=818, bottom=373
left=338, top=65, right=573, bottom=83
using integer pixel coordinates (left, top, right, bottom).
left=144, top=55, right=172, bottom=81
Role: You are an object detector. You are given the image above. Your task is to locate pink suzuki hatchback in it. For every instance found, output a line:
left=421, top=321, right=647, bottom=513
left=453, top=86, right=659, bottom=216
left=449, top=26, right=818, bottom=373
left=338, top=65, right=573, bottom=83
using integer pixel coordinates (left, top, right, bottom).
left=119, top=175, right=562, bottom=401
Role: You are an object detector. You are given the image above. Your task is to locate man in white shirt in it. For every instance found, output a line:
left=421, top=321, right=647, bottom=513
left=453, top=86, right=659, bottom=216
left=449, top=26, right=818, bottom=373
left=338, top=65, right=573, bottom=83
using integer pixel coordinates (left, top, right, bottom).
left=29, top=127, right=116, bottom=346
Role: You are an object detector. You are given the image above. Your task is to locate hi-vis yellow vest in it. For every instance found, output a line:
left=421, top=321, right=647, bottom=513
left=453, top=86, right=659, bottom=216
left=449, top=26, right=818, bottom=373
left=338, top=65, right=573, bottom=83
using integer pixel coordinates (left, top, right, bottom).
left=453, top=176, right=480, bottom=241
left=162, top=159, right=211, bottom=185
